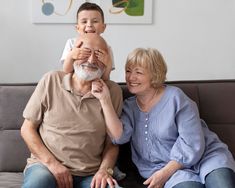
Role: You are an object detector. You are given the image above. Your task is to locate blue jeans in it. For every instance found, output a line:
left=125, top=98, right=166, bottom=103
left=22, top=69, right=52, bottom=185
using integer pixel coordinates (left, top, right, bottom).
left=22, top=163, right=122, bottom=188
left=205, top=168, right=235, bottom=188
left=173, top=168, right=235, bottom=188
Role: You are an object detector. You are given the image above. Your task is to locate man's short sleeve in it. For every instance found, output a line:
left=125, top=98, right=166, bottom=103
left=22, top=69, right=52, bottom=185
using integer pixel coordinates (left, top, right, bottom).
left=23, top=73, right=49, bottom=125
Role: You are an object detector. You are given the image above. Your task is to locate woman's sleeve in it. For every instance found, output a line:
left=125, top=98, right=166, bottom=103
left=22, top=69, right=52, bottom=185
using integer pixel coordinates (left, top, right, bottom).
left=170, top=91, right=205, bottom=168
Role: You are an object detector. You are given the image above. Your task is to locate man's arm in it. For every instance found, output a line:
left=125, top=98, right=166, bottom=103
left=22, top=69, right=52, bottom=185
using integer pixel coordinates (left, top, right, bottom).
left=90, top=136, right=119, bottom=188
left=21, top=119, right=73, bottom=188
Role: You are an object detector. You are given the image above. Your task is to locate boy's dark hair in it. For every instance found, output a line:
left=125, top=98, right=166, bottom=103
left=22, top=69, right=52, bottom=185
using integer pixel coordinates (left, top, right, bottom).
left=77, top=2, right=104, bottom=22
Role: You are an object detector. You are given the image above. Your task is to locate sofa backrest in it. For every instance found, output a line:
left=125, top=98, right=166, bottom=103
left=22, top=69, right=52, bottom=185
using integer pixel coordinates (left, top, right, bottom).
left=0, top=84, right=36, bottom=172
left=169, top=81, right=235, bottom=157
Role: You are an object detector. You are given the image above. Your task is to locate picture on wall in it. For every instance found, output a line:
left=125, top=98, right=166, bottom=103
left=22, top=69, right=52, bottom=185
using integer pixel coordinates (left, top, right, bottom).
left=32, top=0, right=152, bottom=24
left=102, top=0, right=152, bottom=24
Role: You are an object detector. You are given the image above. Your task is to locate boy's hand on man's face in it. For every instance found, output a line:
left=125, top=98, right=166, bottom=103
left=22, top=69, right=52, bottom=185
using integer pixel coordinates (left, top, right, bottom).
left=96, top=49, right=112, bottom=81
left=71, top=47, right=91, bottom=61
left=71, top=39, right=91, bottom=61
left=95, top=49, right=111, bottom=68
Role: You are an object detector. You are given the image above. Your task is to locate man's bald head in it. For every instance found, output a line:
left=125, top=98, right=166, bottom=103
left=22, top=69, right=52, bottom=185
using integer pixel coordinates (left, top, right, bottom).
left=78, top=33, right=108, bottom=53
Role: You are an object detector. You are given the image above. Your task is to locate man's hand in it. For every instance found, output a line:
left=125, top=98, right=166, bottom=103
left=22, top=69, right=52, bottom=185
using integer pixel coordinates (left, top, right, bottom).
left=90, top=168, right=117, bottom=188
left=47, top=161, right=73, bottom=188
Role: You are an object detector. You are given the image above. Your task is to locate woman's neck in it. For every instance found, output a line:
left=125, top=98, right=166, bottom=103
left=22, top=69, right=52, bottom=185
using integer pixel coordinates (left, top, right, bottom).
left=136, top=86, right=163, bottom=112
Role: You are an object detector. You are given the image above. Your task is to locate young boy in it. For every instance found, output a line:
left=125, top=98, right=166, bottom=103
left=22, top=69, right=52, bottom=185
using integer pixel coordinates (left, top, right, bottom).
left=60, top=2, right=125, bottom=181
left=60, top=2, right=114, bottom=80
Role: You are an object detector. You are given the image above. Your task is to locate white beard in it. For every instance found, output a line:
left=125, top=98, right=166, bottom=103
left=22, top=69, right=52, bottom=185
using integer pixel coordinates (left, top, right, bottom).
left=73, top=62, right=104, bottom=81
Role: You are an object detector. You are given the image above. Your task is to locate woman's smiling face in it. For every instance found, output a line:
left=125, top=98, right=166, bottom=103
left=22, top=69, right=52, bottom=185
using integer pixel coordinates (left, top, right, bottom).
left=125, top=65, right=152, bottom=95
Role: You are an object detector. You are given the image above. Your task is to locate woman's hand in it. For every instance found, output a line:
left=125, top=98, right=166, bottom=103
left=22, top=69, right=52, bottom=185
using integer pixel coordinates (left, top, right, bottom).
left=143, top=160, right=182, bottom=188
left=143, top=169, right=170, bottom=188
left=91, top=79, right=111, bottom=102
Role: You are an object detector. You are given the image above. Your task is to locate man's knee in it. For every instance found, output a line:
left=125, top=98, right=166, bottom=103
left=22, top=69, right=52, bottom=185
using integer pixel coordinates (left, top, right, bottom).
left=22, top=163, right=56, bottom=188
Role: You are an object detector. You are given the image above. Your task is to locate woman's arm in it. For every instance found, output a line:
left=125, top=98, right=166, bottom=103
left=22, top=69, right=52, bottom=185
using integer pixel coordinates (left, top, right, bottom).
left=91, top=79, right=123, bottom=140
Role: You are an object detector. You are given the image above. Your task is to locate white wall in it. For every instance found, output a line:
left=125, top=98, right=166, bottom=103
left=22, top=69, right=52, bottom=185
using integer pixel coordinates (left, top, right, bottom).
left=1, top=0, right=235, bottom=83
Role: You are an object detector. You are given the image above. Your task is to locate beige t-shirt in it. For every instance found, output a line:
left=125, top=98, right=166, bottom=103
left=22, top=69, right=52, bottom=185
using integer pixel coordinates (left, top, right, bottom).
left=23, top=71, right=123, bottom=176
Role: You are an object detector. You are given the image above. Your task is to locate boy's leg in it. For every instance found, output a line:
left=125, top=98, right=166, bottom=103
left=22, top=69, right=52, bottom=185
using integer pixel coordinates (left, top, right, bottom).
left=22, top=163, right=57, bottom=188
left=205, top=168, right=235, bottom=188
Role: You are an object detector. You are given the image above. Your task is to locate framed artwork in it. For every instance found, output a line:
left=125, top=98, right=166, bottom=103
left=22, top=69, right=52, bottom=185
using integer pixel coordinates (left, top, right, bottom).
left=102, top=0, right=152, bottom=24
left=32, top=0, right=152, bottom=24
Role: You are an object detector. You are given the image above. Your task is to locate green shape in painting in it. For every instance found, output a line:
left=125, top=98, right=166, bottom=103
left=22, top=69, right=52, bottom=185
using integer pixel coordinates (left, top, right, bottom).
left=112, top=0, right=127, bottom=8
left=125, top=0, right=144, bottom=16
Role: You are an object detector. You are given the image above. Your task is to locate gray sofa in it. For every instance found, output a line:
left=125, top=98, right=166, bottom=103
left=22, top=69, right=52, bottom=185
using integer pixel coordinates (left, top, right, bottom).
left=1, top=80, right=235, bottom=188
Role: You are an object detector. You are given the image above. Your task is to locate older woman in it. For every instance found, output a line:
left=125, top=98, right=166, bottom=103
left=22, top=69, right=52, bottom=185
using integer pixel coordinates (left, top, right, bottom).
left=92, top=48, right=235, bottom=188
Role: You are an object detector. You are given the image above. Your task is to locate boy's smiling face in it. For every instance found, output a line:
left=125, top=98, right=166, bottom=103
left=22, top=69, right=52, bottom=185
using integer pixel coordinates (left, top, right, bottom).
left=76, top=10, right=106, bottom=35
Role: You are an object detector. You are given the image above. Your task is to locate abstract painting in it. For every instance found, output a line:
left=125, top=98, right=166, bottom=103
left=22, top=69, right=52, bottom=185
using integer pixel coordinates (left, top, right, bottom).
left=32, top=0, right=152, bottom=24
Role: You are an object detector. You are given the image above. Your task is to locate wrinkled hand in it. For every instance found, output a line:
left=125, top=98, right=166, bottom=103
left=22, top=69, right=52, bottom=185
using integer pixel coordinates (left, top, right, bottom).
left=90, top=168, right=117, bottom=188
left=143, top=169, right=170, bottom=188
left=47, top=161, right=73, bottom=188
left=91, top=79, right=110, bottom=101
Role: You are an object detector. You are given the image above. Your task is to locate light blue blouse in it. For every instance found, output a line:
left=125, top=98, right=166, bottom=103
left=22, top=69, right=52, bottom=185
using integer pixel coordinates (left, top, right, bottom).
left=113, top=85, right=235, bottom=188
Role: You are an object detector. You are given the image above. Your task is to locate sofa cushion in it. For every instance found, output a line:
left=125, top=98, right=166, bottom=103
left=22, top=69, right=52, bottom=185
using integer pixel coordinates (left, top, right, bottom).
left=0, top=172, right=23, bottom=188
left=0, top=85, right=35, bottom=172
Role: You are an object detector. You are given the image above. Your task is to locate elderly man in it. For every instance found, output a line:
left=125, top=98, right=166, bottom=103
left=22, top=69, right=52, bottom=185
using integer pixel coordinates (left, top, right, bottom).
left=21, top=33, right=123, bottom=188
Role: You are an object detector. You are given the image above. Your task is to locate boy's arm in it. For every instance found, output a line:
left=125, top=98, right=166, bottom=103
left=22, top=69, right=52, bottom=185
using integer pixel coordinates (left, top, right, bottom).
left=63, top=50, right=76, bottom=73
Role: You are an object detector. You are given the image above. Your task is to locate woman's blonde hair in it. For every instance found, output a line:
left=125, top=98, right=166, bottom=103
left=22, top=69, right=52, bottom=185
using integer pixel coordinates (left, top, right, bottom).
left=125, top=48, right=167, bottom=89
